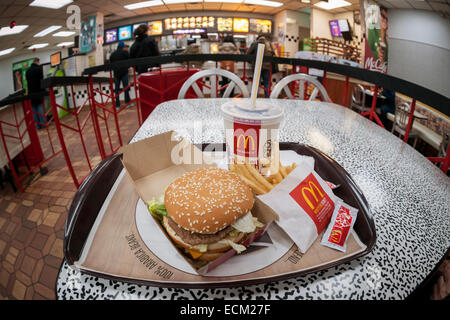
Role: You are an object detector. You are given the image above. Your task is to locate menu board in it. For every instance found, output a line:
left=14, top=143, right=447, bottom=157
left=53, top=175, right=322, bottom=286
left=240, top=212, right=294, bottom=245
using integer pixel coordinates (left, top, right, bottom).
left=148, top=21, right=162, bottom=35
left=165, top=17, right=215, bottom=31
left=329, top=20, right=342, bottom=37
left=105, top=29, right=118, bottom=43
left=233, top=18, right=249, bottom=33
left=250, top=19, right=272, bottom=34
left=118, top=25, right=132, bottom=40
left=50, top=52, right=61, bottom=67
left=217, top=17, right=233, bottom=32
left=338, top=19, right=349, bottom=32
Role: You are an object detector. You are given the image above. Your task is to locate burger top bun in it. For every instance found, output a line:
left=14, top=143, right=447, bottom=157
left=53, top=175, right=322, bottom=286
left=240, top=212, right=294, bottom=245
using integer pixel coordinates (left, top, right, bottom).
left=165, top=168, right=254, bottom=234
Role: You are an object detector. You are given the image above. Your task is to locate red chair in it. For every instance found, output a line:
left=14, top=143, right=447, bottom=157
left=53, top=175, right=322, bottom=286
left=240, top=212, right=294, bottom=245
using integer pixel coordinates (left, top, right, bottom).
left=138, top=68, right=200, bottom=121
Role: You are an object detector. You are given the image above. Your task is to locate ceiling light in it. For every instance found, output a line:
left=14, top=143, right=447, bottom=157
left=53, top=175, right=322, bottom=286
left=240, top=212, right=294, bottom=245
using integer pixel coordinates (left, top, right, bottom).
left=53, top=31, right=76, bottom=37
left=34, top=25, right=62, bottom=37
left=0, top=48, right=15, bottom=56
left=163, top=0, right=202, bottom=3
left=29, top=0, right=73, bottom=9
left=57, top=42, right=74, bottom=47
left=244, top=0, right=283, bottom=7
left=124, top=1, right=164, bottom=9
left=301, top=0, right=311, bottom=3
left=0, top=25, right=29, bottom=37
left=28, top=43, right=49, bottom=50
left=314, top=0, right=351, bottom=10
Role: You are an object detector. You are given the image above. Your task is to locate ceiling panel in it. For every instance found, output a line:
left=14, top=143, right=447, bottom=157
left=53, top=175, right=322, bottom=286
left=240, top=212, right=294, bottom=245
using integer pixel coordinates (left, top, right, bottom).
left=220, top=4, right=241, bottom=11
left=408, top=1, right=433, bottom=10
left=376, top=1, right=395, bottom=8
left=388, top=0, right=413, bottom=9
left=429, top=1, right=450, bottom=13
left=1, top=0, right=448, bottom=60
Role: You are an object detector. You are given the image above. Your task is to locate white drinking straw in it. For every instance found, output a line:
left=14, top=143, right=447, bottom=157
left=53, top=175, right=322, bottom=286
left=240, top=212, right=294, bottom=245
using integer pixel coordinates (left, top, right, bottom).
left=250, top=43, right=265, bottom=109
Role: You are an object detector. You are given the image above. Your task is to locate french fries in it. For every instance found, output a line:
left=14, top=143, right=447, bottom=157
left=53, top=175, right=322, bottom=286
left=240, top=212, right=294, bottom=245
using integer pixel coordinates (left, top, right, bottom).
left=229, top=161, right=297, bottom=195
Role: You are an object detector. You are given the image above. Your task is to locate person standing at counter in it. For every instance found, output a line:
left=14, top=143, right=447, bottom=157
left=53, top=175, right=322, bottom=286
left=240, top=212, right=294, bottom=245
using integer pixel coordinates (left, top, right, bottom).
left=110, top=41, right=131, bottom=109
left=247, top=35, right=277, bottom=98
left=179, top=39, right=204, bottom=69
left=25, top=58, right=46, bottom=129
left=239, top=40, right=248, bottom=54
left=218, top=35, right=240, bottom=97
left=130, top=24, right=160, bottom=74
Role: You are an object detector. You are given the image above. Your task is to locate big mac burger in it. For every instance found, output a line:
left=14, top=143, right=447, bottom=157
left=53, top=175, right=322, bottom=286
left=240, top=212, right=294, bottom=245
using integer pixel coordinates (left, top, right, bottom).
left=147, top=168, right=264, bottom=267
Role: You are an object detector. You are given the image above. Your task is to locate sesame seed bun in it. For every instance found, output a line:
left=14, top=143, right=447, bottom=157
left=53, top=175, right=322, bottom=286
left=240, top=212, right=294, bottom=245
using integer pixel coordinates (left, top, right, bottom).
left=164, top=168, right=254, bottom=234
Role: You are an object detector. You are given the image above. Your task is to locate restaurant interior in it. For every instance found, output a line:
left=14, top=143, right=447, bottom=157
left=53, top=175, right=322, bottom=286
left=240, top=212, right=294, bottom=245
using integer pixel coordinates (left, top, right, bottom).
left=0, top=0, right=448, bottom=302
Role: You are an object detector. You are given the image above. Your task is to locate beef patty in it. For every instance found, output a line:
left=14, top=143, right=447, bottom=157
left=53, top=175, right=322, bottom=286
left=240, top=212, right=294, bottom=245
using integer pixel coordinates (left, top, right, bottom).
left=167, top=216, right=233, bottom=245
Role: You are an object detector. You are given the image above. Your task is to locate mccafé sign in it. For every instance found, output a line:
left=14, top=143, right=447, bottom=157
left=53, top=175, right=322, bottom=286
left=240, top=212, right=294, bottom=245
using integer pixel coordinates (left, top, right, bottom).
left=289, top=173, right=335, bottom=234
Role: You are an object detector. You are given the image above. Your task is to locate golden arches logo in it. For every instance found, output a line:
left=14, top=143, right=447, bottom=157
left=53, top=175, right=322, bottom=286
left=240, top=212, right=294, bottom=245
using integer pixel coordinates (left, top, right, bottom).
left=301, top=181, right=324, bottom=211
left=236, top=135, right=256, bottom=151
left=329, top=229, right=342, bottom=243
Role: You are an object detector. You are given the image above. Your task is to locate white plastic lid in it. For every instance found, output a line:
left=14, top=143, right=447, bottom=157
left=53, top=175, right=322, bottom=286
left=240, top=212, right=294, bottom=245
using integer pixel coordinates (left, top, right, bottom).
left=221, top=99, right=284, bottom=126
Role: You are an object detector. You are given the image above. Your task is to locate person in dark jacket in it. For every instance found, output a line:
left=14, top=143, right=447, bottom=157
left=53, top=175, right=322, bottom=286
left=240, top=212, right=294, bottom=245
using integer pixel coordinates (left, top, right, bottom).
left=25, top=58, right=46, bottom=129
left=130, top=24, right=160, bottom=74
left=247, top=35, right=276, bottom=98
left=380, top=88, right=396, bottom=128
left=110, top=41, right=131, bottom=109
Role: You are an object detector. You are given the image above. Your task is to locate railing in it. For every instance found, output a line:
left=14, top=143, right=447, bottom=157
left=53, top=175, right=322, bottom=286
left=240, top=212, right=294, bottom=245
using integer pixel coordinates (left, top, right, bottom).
left=310, top=37, right=362, bottom=64
left=83, top=54, right=450, bottom=174
left=1, top=54, right=448, bottom=193
left=0, top=91, right=60, bottom=192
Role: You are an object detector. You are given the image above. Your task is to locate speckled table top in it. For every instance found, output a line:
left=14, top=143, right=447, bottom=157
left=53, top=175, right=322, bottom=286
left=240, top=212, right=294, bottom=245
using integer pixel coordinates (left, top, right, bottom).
left=57, top=99, right=450, bottom=300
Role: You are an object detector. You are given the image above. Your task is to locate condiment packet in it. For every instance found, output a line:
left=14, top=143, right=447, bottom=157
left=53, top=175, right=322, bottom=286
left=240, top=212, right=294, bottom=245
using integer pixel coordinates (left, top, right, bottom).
left=321, top=199, right=358, bottom=252
left=257, top=160, right=338, bottom=253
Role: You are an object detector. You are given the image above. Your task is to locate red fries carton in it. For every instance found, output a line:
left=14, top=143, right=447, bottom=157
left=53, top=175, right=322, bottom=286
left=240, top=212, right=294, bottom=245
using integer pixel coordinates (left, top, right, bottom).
left=257, top=160, right=338, bottom=253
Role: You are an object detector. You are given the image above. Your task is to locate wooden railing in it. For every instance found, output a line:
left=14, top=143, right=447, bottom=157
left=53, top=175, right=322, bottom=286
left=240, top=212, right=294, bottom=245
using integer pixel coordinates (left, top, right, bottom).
left=311, top=37, right=362, bottom=64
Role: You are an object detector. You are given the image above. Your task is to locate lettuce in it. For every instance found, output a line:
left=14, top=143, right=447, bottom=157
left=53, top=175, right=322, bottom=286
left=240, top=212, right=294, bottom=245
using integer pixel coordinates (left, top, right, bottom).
left=192, top=244, right=208, bottom=253
left=218, top=239, right=247, bottom=254
left=232, top=212, right=256, bottom=233
left=146, top=196, right=168, bottom=222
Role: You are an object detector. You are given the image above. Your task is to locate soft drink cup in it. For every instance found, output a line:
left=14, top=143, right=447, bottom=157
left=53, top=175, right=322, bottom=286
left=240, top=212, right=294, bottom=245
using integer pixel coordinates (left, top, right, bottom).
left=221, top=99, right=284, bottom=177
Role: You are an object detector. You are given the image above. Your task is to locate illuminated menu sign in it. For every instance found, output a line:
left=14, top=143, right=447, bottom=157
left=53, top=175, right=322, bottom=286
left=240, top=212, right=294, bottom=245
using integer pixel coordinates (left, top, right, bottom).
left=233, top=18, right=249, bottom=33
left=118, top=25, right=132, bottom=40
left=329, top=20, right=342, bottom=37
left=250, top=19, right=272, bottom=34
left=165, top=17, right=215, bottom=31
left=173, top=29, right=206, bottom=35
left=105, top=28, right=117, bottom=43
left=217, top=17, right=233, bottom=32
left=148, top=21, right=163, bottom=35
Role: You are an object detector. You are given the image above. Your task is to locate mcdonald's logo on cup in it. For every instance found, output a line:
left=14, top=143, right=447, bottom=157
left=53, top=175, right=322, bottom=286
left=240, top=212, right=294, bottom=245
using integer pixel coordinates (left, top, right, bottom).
left=289, top=173, right=335, bottom=234
left=233, top=122, right=260, bottom=158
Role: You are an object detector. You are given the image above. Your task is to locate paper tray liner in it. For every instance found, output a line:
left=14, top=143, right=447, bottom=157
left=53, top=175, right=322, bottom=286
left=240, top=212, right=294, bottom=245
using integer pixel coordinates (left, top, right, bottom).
left=77, top=172, right=366, bottom=286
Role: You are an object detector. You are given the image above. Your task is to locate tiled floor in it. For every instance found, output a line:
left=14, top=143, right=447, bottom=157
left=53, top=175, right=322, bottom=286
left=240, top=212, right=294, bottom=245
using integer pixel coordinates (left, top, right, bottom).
left=0, top=106, right=140, bottom=300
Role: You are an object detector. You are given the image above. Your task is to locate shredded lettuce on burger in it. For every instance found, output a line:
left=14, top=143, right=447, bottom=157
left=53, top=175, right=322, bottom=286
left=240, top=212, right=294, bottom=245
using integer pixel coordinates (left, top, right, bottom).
left=146, top=196, right=168, bottom=222
left=147, top=195, right=264, bottom=258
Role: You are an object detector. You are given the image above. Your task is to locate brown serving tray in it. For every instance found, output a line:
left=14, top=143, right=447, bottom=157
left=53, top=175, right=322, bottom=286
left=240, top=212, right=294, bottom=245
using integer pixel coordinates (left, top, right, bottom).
left=63, top=142, right=376, bottom=288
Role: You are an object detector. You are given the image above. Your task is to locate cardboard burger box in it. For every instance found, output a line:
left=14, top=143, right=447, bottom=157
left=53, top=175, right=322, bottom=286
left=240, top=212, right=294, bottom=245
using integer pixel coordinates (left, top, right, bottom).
left=120, top=131, right=279, bottom=274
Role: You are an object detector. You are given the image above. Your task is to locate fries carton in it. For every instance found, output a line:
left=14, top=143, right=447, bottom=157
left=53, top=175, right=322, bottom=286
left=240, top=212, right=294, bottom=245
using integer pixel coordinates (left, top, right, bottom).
left=257, top=160, right=339, bottom=253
